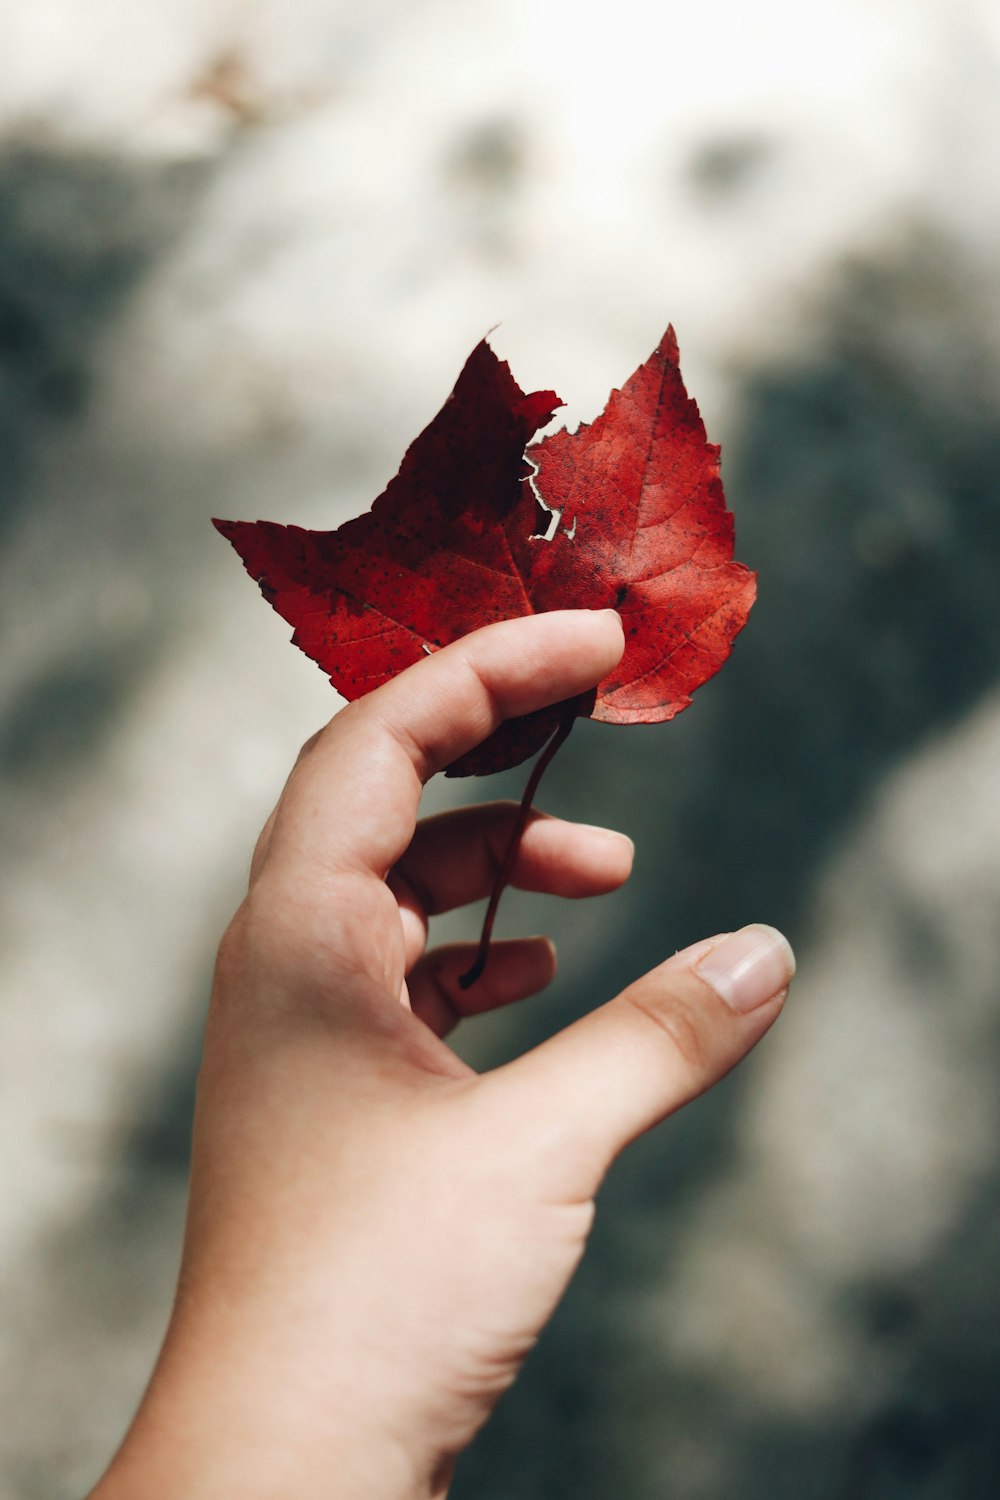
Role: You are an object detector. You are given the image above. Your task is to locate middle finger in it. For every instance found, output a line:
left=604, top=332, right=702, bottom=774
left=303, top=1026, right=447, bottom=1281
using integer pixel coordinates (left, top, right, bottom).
left=389, top=802, right=634, bottom=924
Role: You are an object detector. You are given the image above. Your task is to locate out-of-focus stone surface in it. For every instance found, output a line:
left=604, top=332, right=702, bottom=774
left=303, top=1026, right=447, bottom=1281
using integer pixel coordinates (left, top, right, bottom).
left=1, top=2, right=1000, bottom=1496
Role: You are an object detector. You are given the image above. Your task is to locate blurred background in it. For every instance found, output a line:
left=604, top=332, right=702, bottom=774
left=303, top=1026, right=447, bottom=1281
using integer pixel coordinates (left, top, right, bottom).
left=2, top=0, right=1000, bottom=1495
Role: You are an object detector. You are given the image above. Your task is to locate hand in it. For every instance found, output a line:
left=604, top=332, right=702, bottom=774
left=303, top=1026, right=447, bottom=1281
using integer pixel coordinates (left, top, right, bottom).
left=91, top=609, right=793, bottom=1500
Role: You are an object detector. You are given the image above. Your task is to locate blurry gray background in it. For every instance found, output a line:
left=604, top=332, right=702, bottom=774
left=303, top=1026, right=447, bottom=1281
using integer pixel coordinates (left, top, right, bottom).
left=2, top=1, right=1000, bottom=1496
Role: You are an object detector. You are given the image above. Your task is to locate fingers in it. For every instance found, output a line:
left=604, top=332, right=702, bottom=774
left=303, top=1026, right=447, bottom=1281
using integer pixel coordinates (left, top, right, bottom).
left=482, top=925, right=795, bottom=1201
left=388, top=803, right=633, bottom=969
left=264, top=611, right=625, bottom=879
left=396, top=805, right=634, bottom=911
left=408, top=938, right=556, bottom=1038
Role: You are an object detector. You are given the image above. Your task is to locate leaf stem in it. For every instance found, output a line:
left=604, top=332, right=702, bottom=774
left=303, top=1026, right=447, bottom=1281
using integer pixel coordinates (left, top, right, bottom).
left=458, top=712, right=577, bottom=990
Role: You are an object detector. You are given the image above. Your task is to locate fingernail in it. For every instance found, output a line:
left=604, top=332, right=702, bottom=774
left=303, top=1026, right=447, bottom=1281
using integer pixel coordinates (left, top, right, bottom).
left=695, top=924, right=795, bottom=1013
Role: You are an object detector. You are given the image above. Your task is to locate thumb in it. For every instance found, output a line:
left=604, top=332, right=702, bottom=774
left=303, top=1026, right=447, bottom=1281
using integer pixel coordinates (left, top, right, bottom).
left=483, top=925, right=794, bottom=1201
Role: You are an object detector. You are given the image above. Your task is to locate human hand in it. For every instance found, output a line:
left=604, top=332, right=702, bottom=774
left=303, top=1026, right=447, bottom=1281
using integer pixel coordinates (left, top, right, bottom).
left=91, top=609, right=793, bottom=1500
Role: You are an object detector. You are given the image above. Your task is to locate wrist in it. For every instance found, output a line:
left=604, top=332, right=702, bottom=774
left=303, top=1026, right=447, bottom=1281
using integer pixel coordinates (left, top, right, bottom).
left=88, top=1313, right=449, bottom=1500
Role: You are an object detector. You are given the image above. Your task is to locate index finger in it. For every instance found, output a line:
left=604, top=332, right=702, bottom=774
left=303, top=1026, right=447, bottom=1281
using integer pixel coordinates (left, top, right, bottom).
left=266, top=609, right=625, bottom=878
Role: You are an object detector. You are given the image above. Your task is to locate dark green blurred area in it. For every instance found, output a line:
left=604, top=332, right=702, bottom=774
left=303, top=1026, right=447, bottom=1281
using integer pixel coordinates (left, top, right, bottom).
left=3, top=16, right=1000, bottom=1496
left=454, top=244, right=1000, bottom=1499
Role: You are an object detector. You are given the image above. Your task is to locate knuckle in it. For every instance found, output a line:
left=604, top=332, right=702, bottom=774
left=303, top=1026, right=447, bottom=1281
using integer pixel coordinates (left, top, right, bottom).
left=214, top=898, right=265, bottom=980
left=218, top=882, right=288, bottom=976
left=624, top=982, right=712, bottom=1078
left=210, top=883, right=311, bottom=1030
left=293, top=728, right=323, bottom=767
left=248, top=813, right=276, bottom=883
left=211, top=908, right=253, bottom=1010
left=458, top=647, right=505, bottom=727
left=213, top=914, right=243, bottom=982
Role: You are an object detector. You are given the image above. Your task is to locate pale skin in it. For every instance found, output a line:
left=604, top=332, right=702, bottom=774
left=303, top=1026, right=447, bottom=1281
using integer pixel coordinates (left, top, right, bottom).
left=90, top=609, right=794, bottom=1500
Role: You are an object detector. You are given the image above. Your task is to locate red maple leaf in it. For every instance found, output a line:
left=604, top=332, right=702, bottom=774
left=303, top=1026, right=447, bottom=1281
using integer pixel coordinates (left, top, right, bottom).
left=216, top=328, right=755, bottom=984
left=215, top=327, right=756, bottom=778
